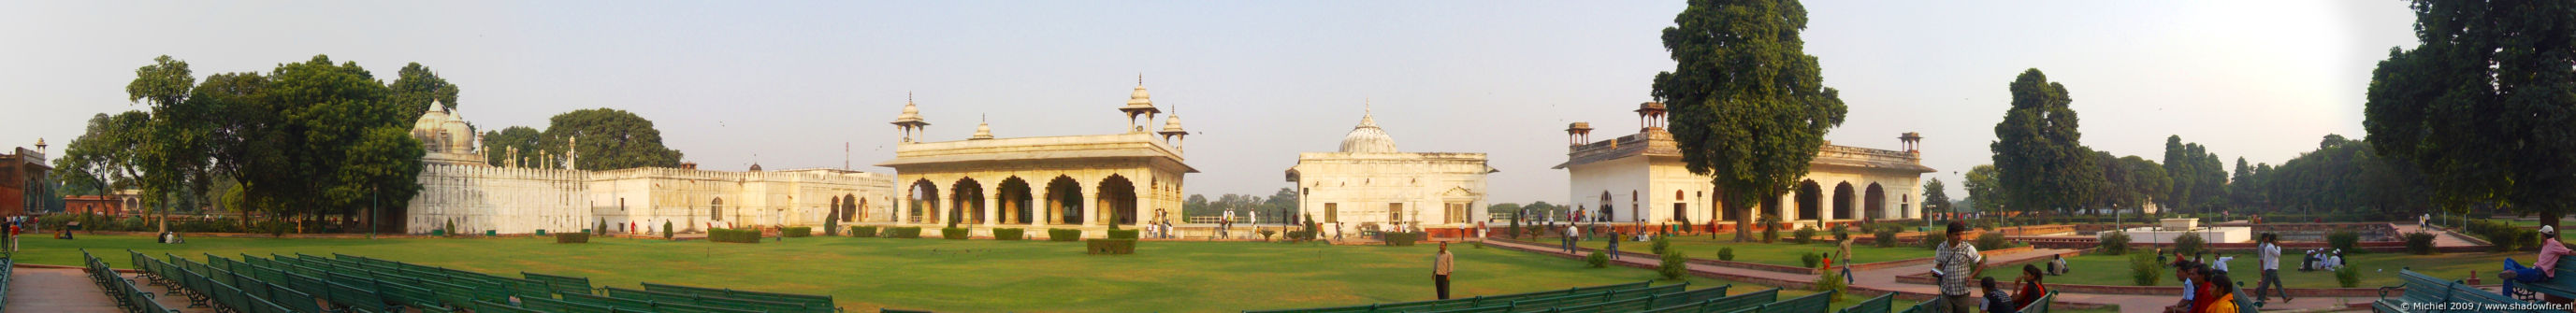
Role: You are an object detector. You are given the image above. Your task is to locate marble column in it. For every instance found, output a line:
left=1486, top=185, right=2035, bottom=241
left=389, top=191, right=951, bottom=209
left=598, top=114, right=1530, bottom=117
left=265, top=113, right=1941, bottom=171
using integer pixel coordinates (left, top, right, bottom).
left=1081, top=187, right=1101, bottom=226
left=983, top=183, right=1000, bottom=227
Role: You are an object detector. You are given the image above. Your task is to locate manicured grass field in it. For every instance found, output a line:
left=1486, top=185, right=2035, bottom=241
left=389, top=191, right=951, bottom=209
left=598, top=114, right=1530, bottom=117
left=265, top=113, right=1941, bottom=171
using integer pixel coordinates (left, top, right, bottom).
left=1975, top=250, right=2518, bottom=290
left=18, top=234, right=1925, bottom=312
left=1541, top=233, right=1939, bottom=267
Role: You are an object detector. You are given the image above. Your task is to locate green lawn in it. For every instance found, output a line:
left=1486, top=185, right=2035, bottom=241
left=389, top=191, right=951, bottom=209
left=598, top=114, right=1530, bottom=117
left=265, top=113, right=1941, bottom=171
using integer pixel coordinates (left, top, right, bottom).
left=15, top=234, right=1939, bottom=312
left=1977, top=250, right=2518, bottom=290
left=1543, top=233, right=1939, bottom=268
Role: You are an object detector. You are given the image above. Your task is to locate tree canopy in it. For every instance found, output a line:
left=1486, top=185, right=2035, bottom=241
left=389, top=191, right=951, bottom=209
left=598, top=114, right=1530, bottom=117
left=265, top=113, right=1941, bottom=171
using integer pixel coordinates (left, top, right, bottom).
left=1990, top=69, right=2099, bottom=216
left=2363, top=0, right=2576, bottom=227
left=543, top=108, right=686, bottom=170
left=1653, top=0, right=1847, bottom=241
left=1918, top=178, right=1953, bottom=215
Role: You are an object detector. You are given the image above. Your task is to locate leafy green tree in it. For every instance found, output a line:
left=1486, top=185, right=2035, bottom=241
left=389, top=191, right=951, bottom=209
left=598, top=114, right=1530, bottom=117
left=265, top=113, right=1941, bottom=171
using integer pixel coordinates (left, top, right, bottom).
left=125, top=55, right=213, bottom=233
left=1964, top=164, right=2003, bottom=215
left=2161, top=136, right=2229, bottom=215
left=1184, top=194, right=1210, bottom=217
left=2365, top=0, right=2576, bottom=228
left=541, top=108, right=685, bottom=170
left=1652, top=0, right=1848, bottom=242
left=387, top=63, right=461, bottom=115
left=54, top=112, right=150, bottom=196
left=479, top=126, right=545, bottom=166
left=1919, top=178, right=1952, bottom=217
left=1990, top=69, right=2100, bottom=221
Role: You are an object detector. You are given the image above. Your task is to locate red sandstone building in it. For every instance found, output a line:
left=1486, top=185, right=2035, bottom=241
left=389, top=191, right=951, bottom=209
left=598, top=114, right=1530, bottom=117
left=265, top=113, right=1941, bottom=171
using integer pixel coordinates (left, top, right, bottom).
left=0, top=140, right=51, bottom=217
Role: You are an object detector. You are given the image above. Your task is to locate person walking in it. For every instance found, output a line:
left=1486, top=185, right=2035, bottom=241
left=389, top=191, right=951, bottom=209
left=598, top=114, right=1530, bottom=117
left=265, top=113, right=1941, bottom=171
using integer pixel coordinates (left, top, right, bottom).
left=1605, top=231, right=1622, bottom=261
left=1837, top=236, right=1857, bottom=284
left=1934, top=221, right=1981, bottom=313
left=1563, top=224, right=1580, bottom=255
left=2253, top=233, right=2291, bottom=303
left=1434, top=242, right=1455, bottom=300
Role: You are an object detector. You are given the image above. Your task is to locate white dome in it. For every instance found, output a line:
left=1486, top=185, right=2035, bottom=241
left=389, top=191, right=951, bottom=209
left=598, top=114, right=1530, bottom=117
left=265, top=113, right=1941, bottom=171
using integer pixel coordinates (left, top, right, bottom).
left=1339, top=113, right=1397, bottom=153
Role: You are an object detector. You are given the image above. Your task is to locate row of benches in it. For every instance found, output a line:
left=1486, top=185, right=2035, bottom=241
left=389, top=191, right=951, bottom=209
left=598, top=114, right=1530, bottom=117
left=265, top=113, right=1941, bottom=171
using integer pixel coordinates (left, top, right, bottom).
left=2376, top=269, right=2547, bottom=313
left=80, top=250, right=181, bottom=313
left=1892, top=292, right=2056, bottom=313
left=1247, top=281, right=1661, bottom=313
left=1245, top=279, right=1914, bottom=313
left=320, top=253, right=845, bottom=313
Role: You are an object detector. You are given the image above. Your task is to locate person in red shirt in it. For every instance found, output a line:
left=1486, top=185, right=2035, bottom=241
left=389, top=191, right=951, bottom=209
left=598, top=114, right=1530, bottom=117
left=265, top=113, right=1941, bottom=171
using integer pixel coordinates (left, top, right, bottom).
left=2013, top=264, right=2049, bottom=309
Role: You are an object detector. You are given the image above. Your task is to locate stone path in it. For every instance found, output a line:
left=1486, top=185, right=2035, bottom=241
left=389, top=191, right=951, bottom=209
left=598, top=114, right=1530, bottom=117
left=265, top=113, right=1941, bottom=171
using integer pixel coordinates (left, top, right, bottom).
left=2391, top=224, right=2481, bottom=248
left=1483, top=239, right=2378, bottom=313
left=0, top=267, right=210, bottom=313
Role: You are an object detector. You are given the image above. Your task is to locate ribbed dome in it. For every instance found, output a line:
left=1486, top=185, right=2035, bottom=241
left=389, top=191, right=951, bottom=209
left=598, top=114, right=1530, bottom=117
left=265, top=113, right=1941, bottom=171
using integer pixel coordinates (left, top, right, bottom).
left=1339, top=113, right=1397, bottom=153
left=1160, top=112, right=1185, bottom=133
left=441, top=110, right=475, bottom=152
left=971, top=120, right=993, bottom=140
left=412, top=104, right=449, bottom=135
left=891, top=94, right=927, bottom=125
left=1123, top=83, right=1155, bottom=109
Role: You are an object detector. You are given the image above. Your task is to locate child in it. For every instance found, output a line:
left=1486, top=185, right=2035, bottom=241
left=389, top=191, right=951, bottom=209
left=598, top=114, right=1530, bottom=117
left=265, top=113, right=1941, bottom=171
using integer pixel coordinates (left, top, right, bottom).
left=1982, top=277, right=2017, bottom=313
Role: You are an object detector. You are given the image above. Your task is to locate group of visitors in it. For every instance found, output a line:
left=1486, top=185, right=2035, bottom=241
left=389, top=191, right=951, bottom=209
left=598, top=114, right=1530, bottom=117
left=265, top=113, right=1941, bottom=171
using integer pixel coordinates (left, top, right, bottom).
left=1974, top=265, right=2051, bottom=313
left=2161, top=260, right=2242, bottom=313
left=2298, top=248, right=2344, bottom=272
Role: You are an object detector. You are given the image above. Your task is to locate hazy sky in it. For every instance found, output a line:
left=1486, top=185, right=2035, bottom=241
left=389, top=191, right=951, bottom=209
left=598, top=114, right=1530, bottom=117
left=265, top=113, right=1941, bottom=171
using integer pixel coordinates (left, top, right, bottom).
left=0, top=1, right=2419, bottom=205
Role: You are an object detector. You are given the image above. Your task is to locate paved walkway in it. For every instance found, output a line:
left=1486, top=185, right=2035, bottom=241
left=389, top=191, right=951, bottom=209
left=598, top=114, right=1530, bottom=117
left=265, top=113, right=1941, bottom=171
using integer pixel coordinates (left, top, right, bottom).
left=1, top=267, right=210, bottom=313
left=1483, top=239, right=2376, bottom=312
left=2392, top=224, right=2481, bottom=248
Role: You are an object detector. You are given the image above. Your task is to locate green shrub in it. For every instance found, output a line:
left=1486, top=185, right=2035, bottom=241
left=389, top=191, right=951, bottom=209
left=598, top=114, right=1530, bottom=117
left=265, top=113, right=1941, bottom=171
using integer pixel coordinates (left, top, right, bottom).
left=443, top=220, right=456, bottom=236
left=940, top=228, right=969, bottom=239
left=1800, top=252, right=1821, bottom=268
left=2128, top=252, right=2162, bottom=286
left=1831, top=226, right=1850, bottom=242
left=1586, top=251, right=1610, bottom=268
left=1658, top=251, right=1689, bottom=280
left=1049, top=229, right=1082, bottom=241
left=2098, top=231, right=2133, bottom=255
left=555, top=233, right=589, bottom=244
left=992, top=228, right=1025, bottom=240
left=1651, top=235, right=1672, bottom=255
left=1717, top=248, right=1735, bottom=261
left=2335, top=265, right=2361, bottom=287
left=1107, top=229, right=1140, bottom=239
left=663, top=221, right=673, bottom=239
left=1385, top=232, right=1425, bottom=246
left=1816, top=268, right=1847, bottom=302
left=1791, top=226, right=1816, bottom=244
left=2174, top=233, right=2207, bottom=257
left=1759, top=215, right=1780, bottom=243
left=1873, top=228, right=1898, bottom=248
left=851, top=226, right=879, bottom=237
left=597, top=220, right=609, bottom=235
left=782, top=226, right=812, bottom=237
left=2327, top=230, right=2360, bottom=252
left=888, top=226, right=922, bottom=238
left=1086, top=238, right=1136, bottom=254
left=824, top=218, right=837, bottom=236
left=708, top=228, right=761, bottom=243
left=1260, top=229, right=1277, bottom=241
left=2522, top=228, right=2545, bottom=251
left=2405, top=233, right=2438, bottom=255
left=1922, top=234, right=1946, bottom=250
left=1975, top=232, right=2011, bottom=249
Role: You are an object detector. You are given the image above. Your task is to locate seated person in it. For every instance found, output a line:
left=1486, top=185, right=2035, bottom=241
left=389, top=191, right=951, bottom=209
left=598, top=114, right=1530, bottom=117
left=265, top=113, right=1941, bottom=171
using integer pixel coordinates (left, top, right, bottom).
left=1981, top=277, right=2017, bottom=313
left=2014, top=264, right=2050, bottom=309
left=2164, top=262, right=2207, bottom=313
left=2048, top=255, right=2069, bottom=275
left=2503, top=225, right=2569, bottom=297
left=2202, top=271, right=2240, bottom=313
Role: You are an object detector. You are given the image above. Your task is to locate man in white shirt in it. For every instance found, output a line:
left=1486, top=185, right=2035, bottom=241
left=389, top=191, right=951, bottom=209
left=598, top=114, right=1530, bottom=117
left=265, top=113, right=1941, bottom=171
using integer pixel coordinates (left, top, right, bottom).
left=2212, top=255, right=2234, bottom=274
left=2253, top=233, right=2292, bottom=303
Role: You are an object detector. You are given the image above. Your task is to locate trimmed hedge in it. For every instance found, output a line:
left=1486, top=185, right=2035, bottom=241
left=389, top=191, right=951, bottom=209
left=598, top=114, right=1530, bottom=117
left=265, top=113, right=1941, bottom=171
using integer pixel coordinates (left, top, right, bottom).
left=2098, top=231, right=2133, bottom=255
left=1107, top=229, right=1140, bottom=239
left=1049, top=229, right=1081, bottom=241
left=555, top=233, right=589, bottom=244
left=851, top=226, right=880, bottom=237
left=941, top=228, right=970, bottom=239
left=1087, top=238, right=1136, bottom=254
left=994, top=228, right=1025, bottom=240
left=1585, top=251, right=1609, bottom=268
left=709, top=228, right=761, bottom=243
left=1385, top=232, right=1425, bottom=246
left=2327, top=230, right=2360, bottom=252
left=2405, top=232, right=2439, bottom=255
left=887, top=226, right=923, bottom=238
left=782, top=226, right=813, bottom=237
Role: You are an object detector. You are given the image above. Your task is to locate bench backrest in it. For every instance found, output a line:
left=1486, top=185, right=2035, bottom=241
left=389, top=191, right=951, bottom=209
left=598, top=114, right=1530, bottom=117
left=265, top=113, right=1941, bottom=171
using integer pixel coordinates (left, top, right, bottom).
left=1896, top=295, right=1941, bottom=313
left=1835, top=293, right=1894, bottom=313
left=1764, top=292, right=1835, bottom=313
left=2017, top=292, right=2054, bottom=313
left=1650, top=285, right=1731, bottom=308
left=1703, top=288, right=1782, bottom=313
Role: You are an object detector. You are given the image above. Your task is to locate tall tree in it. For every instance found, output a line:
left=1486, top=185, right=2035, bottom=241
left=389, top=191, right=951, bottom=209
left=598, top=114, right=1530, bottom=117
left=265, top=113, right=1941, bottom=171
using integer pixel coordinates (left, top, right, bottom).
left=1963, top=164, right=2004, bottom=215
left=1918, top=178, right=1953, bottom=216
left=1652, top=0, right=1848, bottom=242
left=1990, top=69, right=2100, bottom=219
left=543, top=108, right=685, bottom=170
left=125, top=55, right=210, bottom=233
left=479, top=126, right=545, bottom=166
left=387, top=63, right=461, bottom=115
left=2365, top=0, right=2576, bottom=228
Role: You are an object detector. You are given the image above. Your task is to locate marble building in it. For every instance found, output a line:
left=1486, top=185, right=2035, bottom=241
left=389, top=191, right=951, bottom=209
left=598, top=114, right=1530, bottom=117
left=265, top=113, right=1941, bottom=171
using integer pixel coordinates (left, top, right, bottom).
left=874, top=79, right=1196, bottom=237
left=1556, top=102, right=1935, bottom=230
left=1286, top=108, right=1496, bottom=236
left=400, top=102, right=895, bottom=235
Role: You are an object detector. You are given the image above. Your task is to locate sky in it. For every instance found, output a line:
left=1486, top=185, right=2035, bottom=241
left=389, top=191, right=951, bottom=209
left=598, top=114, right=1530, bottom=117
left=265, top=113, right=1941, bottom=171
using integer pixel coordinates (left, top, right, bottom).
left=0, top=1, right=2421, bottom=206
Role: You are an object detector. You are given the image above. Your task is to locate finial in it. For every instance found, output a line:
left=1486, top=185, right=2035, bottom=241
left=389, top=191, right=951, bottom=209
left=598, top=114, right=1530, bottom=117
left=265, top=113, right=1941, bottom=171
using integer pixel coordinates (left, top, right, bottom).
left=982, top=113, right=988, bottom=123
left=908, top=92, right=914, bottom=104
left=1137, top=73, right=1144, bottom=85
left=1366, top=98, right=1372, bottom=115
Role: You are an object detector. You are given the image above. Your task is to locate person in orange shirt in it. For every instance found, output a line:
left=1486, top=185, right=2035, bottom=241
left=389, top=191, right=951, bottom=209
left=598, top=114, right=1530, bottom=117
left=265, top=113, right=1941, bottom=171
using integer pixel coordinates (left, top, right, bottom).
left=2013, top=264, right=2048, bottom=309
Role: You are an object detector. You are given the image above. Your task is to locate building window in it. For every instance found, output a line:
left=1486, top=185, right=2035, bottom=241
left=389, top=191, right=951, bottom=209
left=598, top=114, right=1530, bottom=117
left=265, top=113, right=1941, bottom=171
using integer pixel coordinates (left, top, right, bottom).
left=1388, top=203, right=1404, bottom=222
left=711, top=197, right=724, bottom=221
left=1446, top=203, right=1468, bottom=224
left=1324, top=203, right=1339, bottom=223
